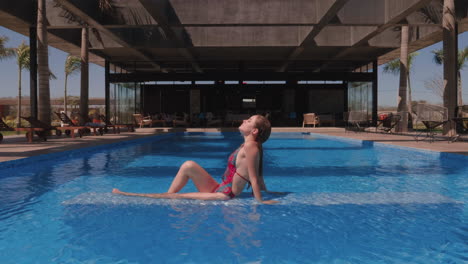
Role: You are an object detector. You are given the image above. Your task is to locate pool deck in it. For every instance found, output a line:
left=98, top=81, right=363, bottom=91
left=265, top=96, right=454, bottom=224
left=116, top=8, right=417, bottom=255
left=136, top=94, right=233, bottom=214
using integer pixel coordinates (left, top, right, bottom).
left=0, top=127, right=467, bottom=163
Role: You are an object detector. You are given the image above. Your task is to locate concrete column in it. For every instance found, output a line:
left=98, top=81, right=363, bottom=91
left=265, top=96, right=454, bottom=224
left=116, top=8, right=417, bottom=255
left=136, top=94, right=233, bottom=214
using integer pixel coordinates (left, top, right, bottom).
left=395, top=25, right=409, bottom=133
left=442, top=0, right=457, bottom=135
left=79, top=27, right=89, bottom=125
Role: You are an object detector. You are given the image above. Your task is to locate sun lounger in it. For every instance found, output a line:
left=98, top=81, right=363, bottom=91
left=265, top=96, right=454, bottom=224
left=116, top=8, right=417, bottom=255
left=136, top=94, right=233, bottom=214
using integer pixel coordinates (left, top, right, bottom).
left=0, top=118, right=14, bottom=143
left=133, top=114, right=152, bottom=128
left=54, top=112, right=87, bottom=138
left=376, top=113, right=401, bottom=133
left=76, top=113, right=105, bottom=136
left=99, top=115, right=135, bottom=133
left=1, top=117, right=46, bottom=143
left=345, top=111, right=368, bottom=132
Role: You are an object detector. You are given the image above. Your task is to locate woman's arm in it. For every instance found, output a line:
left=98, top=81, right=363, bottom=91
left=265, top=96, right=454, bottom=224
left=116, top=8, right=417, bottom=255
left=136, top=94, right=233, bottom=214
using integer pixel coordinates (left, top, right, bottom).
left=243, top=142, right=279, bottom=205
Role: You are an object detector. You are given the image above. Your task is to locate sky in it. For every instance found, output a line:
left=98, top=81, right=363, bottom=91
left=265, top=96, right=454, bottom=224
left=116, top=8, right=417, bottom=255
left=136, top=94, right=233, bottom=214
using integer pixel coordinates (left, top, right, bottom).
left=0, top=26, right=467, bottom=107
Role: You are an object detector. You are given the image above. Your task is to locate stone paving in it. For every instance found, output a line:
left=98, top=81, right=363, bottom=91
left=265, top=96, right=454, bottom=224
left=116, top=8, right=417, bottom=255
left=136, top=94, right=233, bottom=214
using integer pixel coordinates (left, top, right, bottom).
left=0, top=127, right=467, bottom=163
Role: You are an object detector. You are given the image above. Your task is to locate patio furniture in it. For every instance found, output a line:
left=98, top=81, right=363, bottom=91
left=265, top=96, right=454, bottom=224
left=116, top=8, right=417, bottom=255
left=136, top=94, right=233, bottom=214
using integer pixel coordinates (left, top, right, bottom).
left=206, top=112, right=222, bottom=127
left=225, top=113, right=249, bottom=127
left=302, top=113, right=320, bottom=128
left=376, top=113, right=401, bottom=133
left=172, top=112, right=190, bottom=127
left=414, top=103, right=448, bottom=142
left=0, top=118, right=14, bottom=143
left=99, top=115, right=135, bottom=133
left=21, top=116, right=62, bottom=142
left=76, top=113, right=104, bottom=136
left=133, top=114, right=152, bottom=128
left=151, top=113, right=167, bottom=127
left=54, top=112, right=86, bottom=138
left=451, top=117, right=468, bottom=142
left=14, top=127, right=46, bottom=143
left=1, top=117, right=47, bottom=143
left=345, top=111, right=368, bottom=132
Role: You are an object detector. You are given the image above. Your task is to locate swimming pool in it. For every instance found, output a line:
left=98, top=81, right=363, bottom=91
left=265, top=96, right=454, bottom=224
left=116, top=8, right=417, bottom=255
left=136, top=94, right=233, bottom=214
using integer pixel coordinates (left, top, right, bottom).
left=0, top=132, right=466, bottom=263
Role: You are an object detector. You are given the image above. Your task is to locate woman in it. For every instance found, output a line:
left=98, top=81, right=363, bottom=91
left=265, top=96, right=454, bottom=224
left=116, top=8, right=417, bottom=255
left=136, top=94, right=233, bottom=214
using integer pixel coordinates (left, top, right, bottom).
left=112, top=115, right=279, bottom=204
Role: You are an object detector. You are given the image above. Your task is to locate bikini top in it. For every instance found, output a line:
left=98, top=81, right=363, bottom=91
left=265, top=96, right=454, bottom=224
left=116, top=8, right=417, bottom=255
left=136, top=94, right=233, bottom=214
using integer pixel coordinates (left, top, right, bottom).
left=222, top=144, right=250, bottom=185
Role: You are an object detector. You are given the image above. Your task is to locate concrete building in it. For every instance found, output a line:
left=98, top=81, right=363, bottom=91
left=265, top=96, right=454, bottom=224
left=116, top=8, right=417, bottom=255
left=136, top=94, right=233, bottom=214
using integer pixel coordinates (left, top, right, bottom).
left=1, top=0, right=466, bottom=127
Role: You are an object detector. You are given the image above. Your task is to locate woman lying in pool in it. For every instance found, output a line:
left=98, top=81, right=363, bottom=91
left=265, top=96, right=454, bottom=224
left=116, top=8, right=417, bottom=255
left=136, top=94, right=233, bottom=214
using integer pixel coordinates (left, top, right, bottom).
left=112, top=115, right=279, bottom=205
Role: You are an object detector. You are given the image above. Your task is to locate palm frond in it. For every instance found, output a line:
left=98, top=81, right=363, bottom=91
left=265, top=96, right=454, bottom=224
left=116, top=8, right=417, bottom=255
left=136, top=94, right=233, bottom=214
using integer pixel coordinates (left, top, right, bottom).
left=383, top=52, right=419, bottom=75
left=16, top=41, right=30, bottom=70
left=407, top=52, right=419, bottom=69
left=432, top=49, right=444, bottom=65
left=65, top=55, right=81, bottom=76
left=432, top=47, right=468, bottom=69
left=49, top=69, right=57, bottom=80
left=458, top=46, right=468, bottom=70
left=0, top=36, right=15, bottom=60
left=383, top=59, right=401, bottom=75
left=417, top=2, right=443, bottom=24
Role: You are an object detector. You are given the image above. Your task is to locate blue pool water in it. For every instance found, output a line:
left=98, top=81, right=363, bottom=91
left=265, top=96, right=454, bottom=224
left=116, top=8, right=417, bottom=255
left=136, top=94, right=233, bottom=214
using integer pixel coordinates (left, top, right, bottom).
left=0, top=132, right=466, bottom=263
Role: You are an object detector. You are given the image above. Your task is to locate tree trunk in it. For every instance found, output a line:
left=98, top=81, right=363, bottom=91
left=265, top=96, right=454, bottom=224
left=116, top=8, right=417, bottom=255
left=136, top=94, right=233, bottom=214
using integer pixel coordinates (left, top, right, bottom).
left=407, top=72, right=414, bottom=129
left=79, top=27, right=89, bottom=125
left=37, top=0, right=51, bottom=125
left=442, top=0, right=457, bottom=136
left=407, top=73, right=413, bottom=115
left=396, top=25, right=409, bottom=133
left=17, top=66, right=22, bottom=128
left=64, top=75, right=68, bottom=115
left=457, top=71, right=463, bottom=115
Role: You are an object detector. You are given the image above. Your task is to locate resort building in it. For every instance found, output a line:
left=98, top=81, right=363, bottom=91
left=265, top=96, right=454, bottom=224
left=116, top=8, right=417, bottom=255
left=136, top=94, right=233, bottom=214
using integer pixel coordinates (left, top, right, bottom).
left=0, top=0, right=466, bottom=127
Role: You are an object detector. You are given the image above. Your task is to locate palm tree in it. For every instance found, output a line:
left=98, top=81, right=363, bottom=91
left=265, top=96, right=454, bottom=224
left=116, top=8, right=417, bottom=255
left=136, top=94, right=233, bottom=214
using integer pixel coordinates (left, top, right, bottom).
left=37, top=0, right=51, bottom=125
left=64, top=55, right=81, bottom=114
left=383, top=52, right=419, bottom=115
left=14, top=41, right=30, bottom=128
left=431, top=47, right=468, bottom=109
left=0, top=36, right=14, bottom=60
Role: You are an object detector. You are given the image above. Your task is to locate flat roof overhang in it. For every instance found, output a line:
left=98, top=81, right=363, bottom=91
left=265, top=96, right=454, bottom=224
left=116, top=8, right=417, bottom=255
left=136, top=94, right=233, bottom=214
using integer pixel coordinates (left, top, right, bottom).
left=1, top=0, right=467, bottom=75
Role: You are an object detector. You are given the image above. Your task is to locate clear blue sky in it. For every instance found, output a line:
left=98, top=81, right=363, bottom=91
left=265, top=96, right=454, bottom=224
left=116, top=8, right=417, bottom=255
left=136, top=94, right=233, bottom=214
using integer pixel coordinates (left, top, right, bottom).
left=0, top=26, right=467, bottom=107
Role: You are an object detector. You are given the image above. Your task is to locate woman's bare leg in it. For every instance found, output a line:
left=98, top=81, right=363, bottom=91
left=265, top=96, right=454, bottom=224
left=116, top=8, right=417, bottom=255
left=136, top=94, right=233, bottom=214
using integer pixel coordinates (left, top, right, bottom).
left=112, top=188, right=229, bottom=200
left=166, top=160, right=219, bottom=193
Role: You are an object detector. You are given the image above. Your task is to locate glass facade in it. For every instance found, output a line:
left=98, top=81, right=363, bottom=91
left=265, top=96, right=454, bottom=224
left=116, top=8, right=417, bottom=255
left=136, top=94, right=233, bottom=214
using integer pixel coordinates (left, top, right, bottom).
left=348, top=82, right=373, bottom=121
left=110, top=82, right=141, bottom=124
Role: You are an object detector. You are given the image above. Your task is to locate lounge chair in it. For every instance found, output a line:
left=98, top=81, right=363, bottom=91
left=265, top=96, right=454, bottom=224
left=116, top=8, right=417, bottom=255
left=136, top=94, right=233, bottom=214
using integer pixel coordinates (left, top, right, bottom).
left=414, top=103, right=448, bottom=142
left=302, top=113, right=320, bottom=128
left=133, top=114, right=152, bottom=128
left=206, top=112, right=222, bottom=127
left=99, top=114, right=135, bottom=133
left=0, top=118, right=14, bottom=143
left=0, top=117, right=47, bottom=143
left=376, top=113, right=401, bottom=133
left=151, top=114, right=167, bottom=127
left=172, top=113, right=190, bottom=127
left=75, top=113, right=104, bottom=136
left=345, top=111, right=368, bottom=132
left=54, top=112, right=86, bottom=138
left=20, top=116, right=62, bottom=141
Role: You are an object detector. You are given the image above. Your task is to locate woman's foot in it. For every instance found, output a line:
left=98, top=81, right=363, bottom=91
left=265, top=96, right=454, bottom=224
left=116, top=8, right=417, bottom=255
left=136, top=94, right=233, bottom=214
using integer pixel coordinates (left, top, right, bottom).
left=112, top=188, right=124, bottom=195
